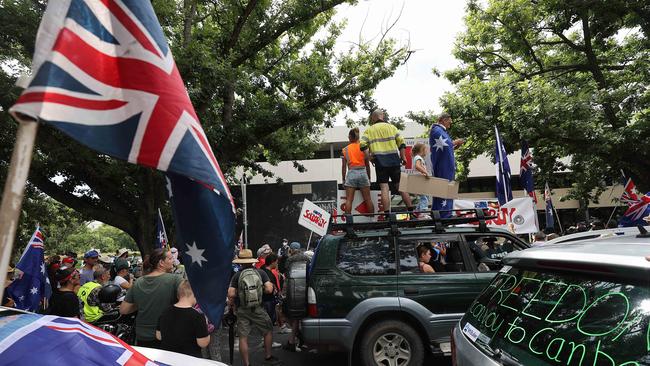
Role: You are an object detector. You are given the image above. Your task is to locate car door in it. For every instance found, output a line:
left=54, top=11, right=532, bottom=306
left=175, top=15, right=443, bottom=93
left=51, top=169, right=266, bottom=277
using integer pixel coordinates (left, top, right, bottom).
left=396, top=234, right=478, bottom=314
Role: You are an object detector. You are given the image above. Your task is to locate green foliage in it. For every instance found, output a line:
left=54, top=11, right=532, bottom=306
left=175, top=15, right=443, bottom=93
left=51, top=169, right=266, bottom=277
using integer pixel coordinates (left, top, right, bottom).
left=0, top=0, right=410, bottom=253
left=430, top=0, right=650, bottom=201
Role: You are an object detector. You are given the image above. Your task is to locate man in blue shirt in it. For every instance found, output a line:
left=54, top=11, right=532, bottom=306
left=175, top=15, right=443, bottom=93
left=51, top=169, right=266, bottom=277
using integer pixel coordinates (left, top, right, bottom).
left=429, top=113, right=464, bottom=218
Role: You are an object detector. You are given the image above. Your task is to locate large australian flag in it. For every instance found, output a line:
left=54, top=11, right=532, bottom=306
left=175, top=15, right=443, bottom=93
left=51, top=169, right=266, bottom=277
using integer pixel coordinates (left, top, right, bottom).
left=7, top=227, right=51, bottom=312
left=9, top=1, right=235, bottom=326
left=429, top=123, right=456, bottom=217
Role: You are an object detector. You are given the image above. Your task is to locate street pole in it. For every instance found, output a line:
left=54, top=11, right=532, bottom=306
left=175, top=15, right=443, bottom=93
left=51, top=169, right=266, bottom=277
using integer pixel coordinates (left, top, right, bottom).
left=0, top=119, right=39, bottom=302
left=241, top=175, right=248, bottom=249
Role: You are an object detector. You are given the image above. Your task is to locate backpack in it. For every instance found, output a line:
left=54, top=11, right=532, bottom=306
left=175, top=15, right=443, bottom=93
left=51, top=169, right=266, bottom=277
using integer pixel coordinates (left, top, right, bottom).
left=237, top=268, right=263, bottom=308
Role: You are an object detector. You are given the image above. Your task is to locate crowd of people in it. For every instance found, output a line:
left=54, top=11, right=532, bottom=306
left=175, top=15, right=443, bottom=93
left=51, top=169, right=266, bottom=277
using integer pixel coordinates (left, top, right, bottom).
left=2, top=240, right=313, bottom=365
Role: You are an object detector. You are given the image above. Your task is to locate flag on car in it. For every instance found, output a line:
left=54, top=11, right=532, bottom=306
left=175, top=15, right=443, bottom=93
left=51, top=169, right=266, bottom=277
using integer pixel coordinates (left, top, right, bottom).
left=9, top=1, right=235, bottom=327
left=0, top=312, right=162, bottom=365
left=494, top=126, right=512, bottom=205
left=519, top=140, right=537, bottom=203
left=544, top=182, right=555, bottom=231
left=155, top=208, right=168, bottom=250
left=618, top=174, right=650, bottom=227
left=7, top=226, right=51, bottom=312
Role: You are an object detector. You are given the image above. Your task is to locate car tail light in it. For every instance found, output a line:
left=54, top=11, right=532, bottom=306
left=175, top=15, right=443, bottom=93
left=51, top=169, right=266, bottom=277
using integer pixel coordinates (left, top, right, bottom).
left=307, top=286, right=318, bottom=317
left=451, top=328, right=457, bottom=366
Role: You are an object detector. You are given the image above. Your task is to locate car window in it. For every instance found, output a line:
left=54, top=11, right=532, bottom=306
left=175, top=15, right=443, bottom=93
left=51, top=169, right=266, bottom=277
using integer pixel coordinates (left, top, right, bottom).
left=460, top=267, right=650, bottom=366
left=337, top=236, right=395, bottom=275
left=398, top=237, right=466, bottom=274
left=464, top=234, right=523, bottom=272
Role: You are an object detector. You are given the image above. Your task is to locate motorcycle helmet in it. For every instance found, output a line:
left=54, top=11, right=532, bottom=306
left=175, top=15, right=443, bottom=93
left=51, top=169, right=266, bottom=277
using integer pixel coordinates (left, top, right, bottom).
left=98, top=284, right=122, bottom=303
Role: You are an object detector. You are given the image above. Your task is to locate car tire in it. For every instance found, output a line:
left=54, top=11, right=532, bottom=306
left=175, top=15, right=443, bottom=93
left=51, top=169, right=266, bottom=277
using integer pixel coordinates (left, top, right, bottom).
left=360, top=320, right=424, bottom=366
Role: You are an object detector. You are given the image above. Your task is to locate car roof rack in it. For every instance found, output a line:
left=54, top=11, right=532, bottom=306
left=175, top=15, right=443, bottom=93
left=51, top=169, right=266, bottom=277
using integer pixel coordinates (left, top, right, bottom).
left=330, top=209, right=495, bottom=237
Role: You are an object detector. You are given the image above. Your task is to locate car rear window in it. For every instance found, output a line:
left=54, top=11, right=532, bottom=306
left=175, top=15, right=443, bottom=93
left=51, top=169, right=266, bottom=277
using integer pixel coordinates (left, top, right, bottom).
left=337, top=236, right=395, bottom=275
left=459, top=266, right=650, bottom=365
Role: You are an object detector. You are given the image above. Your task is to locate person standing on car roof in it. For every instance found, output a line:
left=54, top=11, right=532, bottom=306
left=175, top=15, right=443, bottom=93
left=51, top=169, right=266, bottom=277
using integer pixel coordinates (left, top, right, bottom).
left=360, top=109, right=414, bottom=218
left=429, top=113, right=464, bottom=218
left=342, top=127, right=374, bottom=215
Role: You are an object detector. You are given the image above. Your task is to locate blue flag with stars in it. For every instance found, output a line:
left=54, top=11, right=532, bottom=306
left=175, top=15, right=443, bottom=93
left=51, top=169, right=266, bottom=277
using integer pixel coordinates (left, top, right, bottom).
left=8, top=227, right=52, bottom=312
left=429, top=123, right=456, bottom=217
left=494, top=126, right=513, bottom=205
left=167, top=173, right=235, bottom=328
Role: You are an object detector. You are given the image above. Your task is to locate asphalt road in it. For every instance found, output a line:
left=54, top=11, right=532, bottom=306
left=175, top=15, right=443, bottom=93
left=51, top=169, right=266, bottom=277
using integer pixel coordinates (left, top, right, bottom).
left=214, top=325, right=451, bottom=366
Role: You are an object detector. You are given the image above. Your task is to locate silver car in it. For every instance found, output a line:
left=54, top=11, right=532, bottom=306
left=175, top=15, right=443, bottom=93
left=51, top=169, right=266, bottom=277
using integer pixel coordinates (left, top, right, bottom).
left=452, top=232, right=650, bottom=366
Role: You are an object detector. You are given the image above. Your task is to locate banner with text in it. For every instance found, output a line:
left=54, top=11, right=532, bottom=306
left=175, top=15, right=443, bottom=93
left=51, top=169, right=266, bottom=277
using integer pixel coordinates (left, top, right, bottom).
left=298, top=199, right=331, bottom=236
left=454, top=197, right=539, bottom=234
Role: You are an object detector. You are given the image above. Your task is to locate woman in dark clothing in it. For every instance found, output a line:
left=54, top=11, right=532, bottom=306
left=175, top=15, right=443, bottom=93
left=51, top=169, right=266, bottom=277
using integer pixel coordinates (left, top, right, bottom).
left=49, top=267, right=80, bottom=318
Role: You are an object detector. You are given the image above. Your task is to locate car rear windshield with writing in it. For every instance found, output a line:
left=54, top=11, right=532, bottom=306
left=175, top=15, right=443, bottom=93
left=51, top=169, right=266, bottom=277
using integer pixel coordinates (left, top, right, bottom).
left=459, top=267, right=650, bottom=366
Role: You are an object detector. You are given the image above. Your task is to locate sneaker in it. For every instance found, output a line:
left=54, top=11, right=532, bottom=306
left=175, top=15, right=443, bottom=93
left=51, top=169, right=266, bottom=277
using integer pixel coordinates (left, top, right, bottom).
left=272, top=342, right=282, bottom=348
left=282, top=341, right=297, bottom=352
left=279, top=325, right=291, bottom=334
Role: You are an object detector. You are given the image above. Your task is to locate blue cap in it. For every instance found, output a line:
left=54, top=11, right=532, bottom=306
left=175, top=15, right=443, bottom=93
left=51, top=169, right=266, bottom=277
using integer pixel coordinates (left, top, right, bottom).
left=84, top=249, right=99, bottom=258
left=290, top=242, right=301, bottom=250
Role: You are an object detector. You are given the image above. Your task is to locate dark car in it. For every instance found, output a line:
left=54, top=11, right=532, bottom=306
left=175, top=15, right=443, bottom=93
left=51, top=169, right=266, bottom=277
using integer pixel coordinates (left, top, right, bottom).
left=298, top=211, right=529, bottom=366
left=451, top=232, right=650, bottom=366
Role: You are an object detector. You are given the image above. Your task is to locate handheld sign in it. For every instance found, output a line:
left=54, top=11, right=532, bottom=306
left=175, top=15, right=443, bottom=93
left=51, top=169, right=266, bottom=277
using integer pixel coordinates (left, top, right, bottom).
left=298, top=199, right=331, bottom=236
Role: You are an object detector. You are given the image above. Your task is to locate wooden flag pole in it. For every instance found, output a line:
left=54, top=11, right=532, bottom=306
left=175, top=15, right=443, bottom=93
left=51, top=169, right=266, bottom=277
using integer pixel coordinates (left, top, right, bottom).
left=0, top=119, right=39, bottom=302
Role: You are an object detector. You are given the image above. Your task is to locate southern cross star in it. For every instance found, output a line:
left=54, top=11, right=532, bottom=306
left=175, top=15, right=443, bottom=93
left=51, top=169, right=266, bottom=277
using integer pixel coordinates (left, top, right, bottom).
left=30, top=287, right=38, bottom=295
left=186, top=242, right=207, bottom=267
left=433, top=136, right=449, bottom=151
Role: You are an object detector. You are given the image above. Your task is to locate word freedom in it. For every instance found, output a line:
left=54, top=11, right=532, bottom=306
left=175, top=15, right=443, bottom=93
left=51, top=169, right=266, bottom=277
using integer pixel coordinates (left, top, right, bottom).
left=467, top=272, right=649, bottom=366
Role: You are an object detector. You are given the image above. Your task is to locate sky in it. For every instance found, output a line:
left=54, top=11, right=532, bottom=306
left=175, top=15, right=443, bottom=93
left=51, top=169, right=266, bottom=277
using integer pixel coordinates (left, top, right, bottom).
left=332, top=0, right=468, bottom=123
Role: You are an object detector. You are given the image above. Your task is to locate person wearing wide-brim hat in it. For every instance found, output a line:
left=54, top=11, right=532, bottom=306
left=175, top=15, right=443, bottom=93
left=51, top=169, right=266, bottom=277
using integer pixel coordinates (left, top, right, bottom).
left=228, top=249, right=280, bottom=366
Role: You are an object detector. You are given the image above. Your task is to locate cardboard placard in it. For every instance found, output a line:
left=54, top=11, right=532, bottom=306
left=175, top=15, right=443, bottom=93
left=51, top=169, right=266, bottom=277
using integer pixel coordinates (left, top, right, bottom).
left=398, top=173, right=459, bottom=198
left=298, top=199, right=331, bottom=236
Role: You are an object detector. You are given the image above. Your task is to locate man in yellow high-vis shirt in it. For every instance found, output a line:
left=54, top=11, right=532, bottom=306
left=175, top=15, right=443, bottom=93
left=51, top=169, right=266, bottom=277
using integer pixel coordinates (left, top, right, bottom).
left=77, top=267, right=111, bottom=323
left=360, top=109, right=414, bottom=216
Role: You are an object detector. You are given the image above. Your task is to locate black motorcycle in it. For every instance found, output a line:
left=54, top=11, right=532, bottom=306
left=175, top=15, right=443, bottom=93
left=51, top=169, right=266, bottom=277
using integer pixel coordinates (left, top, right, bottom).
left=92, top=284, right=136, bottom=344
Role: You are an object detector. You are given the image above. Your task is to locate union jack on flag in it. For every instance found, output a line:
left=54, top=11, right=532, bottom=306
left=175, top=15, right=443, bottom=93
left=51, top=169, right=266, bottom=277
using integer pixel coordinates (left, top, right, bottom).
left=9, top=1, right=235, bottom=327
left=620, top=177, right=640, bottom=206
left=0, top=313, right=161, bottom=365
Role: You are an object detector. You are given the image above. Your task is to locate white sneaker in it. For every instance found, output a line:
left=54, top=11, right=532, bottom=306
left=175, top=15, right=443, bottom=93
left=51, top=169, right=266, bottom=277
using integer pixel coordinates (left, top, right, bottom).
left=272, top=342, right=282, bottom=348
left=279, top=325, right=292, bottom=334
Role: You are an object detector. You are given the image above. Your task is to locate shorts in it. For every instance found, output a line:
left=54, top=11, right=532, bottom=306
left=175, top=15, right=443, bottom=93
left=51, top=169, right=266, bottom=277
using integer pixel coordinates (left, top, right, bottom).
left=375, top=165, right=401, bottom=193
left=236, top=306, right=273, bottom=337
left=344, top=168, right=370, bottom=188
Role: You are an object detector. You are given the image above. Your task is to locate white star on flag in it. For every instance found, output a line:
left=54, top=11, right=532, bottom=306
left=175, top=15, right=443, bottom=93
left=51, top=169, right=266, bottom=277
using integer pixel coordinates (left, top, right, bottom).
left=40, top=263, right=46, bottom=275
left=441, top=199, right=447, bottom=207
left=433, top=136, right=449, bottom=151
left=186, top=242, right=207, bottom=267
left=18, top=296, right=24, bottom=301
left=30, top=287, right=38, bottom=295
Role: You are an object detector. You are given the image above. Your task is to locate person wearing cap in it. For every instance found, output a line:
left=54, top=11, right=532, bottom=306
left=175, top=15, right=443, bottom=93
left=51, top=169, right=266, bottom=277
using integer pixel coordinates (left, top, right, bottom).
left=227, top=249, right=279, bottom=366
left=80, top=250, right=99, bottom=285
left=255, top=244, right=272, bottom=269
left=277, top=239, right=289, bottom=257
left=49, top=267, right=81, bottom=318
left=113, top=258, right=133, bottom=302
left=78, top=267, right=112, bottom=322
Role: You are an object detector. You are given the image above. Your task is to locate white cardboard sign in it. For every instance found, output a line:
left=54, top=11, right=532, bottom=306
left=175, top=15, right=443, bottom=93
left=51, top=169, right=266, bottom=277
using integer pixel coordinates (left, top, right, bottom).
left=298, top=199, right=331, bottom=236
